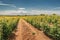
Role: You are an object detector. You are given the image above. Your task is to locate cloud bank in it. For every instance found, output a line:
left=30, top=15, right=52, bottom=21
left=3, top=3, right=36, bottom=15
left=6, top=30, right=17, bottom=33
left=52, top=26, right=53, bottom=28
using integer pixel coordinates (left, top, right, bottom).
left=0, top=7, right=60, bottom=15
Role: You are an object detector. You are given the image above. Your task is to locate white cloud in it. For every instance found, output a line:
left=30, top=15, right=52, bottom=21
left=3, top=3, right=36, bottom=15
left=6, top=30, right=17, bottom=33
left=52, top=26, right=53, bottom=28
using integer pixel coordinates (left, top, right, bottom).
left=54, top=7, right=60, bottom=9
left=53, top=7, right=60, bottom=10
left=18, top=8, right=25, bottom=10
left=28, top=10, right=60, bottom=15
left=0, top=8, right=28, bottom=15
left=0, top=7, right=60, bottom=15
left=0, top=1, right=16, bottom=7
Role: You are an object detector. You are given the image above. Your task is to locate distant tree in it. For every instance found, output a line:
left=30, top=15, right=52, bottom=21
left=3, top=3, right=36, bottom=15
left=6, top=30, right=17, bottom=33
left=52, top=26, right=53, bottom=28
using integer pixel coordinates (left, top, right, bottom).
left=52, top=13, right=56, bottom=15
left=24, top=15, right=27, bottom=16
left=40, top=14, right=45, bottom=16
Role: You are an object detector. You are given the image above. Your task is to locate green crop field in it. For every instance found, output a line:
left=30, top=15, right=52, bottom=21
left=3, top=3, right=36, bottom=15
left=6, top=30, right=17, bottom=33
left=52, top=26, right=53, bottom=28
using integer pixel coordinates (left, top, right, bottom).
left=0, top=16, right=19, bottom=40
left=24, top=14, right=60, bottom=40
left=0, top=14, right=60, bottom=40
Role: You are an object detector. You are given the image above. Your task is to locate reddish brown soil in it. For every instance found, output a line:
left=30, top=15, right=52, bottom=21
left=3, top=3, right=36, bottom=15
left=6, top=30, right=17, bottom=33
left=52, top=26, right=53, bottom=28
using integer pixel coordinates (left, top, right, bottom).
left=8, top=19, right=51, bottom=40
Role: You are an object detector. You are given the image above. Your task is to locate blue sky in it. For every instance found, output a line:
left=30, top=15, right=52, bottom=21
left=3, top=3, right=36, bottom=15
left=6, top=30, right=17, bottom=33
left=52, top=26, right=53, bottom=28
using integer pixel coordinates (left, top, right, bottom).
left=0, top=0, right=60, bottom=15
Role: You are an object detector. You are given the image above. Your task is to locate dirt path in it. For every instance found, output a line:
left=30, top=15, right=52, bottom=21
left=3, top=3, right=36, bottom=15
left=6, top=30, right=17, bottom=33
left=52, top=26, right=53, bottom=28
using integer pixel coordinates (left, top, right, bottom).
left=9, top=19, right=51, bottom=40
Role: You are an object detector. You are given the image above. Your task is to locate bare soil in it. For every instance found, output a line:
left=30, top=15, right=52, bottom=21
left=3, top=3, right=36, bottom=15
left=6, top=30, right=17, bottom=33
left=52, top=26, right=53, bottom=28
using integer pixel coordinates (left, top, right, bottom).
left=8, top=19, right=51, bottom=40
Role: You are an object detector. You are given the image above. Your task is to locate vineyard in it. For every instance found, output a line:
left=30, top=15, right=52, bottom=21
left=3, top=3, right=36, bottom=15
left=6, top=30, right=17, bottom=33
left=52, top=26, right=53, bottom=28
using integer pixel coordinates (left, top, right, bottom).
left=0, top=14, right=60, bottom=40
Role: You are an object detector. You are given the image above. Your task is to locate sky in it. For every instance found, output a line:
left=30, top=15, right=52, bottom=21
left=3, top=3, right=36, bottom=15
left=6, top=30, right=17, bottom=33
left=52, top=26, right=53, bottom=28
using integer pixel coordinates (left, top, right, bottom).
left=0, top=0, right=60, bottom=15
